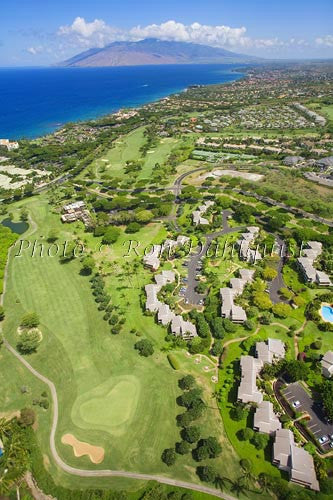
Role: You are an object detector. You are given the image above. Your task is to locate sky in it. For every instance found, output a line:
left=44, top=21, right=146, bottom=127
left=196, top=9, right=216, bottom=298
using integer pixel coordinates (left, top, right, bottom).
left=0, top=0, right=333, bottom=66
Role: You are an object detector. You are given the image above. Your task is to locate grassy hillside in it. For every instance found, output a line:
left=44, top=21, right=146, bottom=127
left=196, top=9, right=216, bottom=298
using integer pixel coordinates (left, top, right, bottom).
left=0, top=196, right=240, bottom=491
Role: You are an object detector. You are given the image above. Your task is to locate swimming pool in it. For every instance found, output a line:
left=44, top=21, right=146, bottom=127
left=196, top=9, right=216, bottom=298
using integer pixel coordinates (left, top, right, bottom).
left=321, top=305, right=333, bottom=323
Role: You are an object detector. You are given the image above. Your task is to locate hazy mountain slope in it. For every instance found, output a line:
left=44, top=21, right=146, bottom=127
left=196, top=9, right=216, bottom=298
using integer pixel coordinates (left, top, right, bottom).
left=60, top=38, right=258, bottom=67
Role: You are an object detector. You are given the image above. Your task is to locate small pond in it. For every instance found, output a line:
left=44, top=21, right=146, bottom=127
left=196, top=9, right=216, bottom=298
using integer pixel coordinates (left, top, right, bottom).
left=1, top=218, right=29, bottom=235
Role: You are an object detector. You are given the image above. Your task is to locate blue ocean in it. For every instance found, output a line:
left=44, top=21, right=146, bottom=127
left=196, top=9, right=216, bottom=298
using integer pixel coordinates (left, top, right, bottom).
left=0, top=64, right=244, bottom=139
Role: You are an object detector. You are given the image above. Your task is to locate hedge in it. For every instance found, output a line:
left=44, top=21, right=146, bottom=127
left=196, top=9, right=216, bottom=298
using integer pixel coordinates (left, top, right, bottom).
left=167, top=353, right=180, bottom=370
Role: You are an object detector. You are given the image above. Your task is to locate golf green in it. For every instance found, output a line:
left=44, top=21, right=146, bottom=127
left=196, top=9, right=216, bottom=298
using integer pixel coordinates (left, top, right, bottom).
left=72, top=376, right=140, bottom=436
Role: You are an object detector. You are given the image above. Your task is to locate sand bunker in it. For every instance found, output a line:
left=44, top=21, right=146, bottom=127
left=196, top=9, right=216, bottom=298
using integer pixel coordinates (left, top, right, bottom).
left=61, top=434, right=105, bottom=464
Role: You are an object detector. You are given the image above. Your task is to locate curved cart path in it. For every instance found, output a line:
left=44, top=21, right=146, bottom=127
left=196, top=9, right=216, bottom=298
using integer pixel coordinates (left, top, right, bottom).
left=1, top=221, right=237, bottom=500
left=4, top=340, right=237, bottom=499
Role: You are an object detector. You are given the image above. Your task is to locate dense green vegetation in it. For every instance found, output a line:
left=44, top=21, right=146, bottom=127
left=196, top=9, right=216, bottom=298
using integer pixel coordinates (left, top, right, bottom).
left=0, top=225, right=18, bottom=293
left=2, top=63, right=333, bottom=499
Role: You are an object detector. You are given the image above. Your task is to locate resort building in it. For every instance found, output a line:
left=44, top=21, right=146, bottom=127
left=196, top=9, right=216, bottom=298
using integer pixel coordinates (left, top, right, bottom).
left=157, top=304, right=175, bottom=326
left=253, top=401, right=281, bottom=435
left=272, top=429, right=319, bottom=491
left=321, top=351, right=333, bottom=378
left=171, top=316, right=197, bottom=340
left=144, top=269, right=197, bottom=340
left=220, top=268, right=255, bottom=323
left=0, top=138, right=19, bottom=150
left=237, top=355, right=263, bottom=404
left=61, top=200, right=91, bottom=227
left=237, top=226, right=262, bottom=263
left=161, top=235, right=191, bottom=255
left=256, top=338, right=286, bottom=364
left=143, top=245, right=162, bottom=271
left=145, top=270, right=176, bottom=312
left=145, top=283, right=161, bottom=313
left=154, top=270, right=175, bottom=287
left=192, top=200, right=214, bottom=225
left=297, top=241, right=332, bottom=286
left=144, top=235, right=190, bottom=270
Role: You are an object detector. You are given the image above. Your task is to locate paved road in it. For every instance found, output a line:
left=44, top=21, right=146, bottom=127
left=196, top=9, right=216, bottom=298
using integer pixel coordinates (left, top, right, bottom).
left=172, top=166, right=211, bottom=198
left=282, top=382, right=333, bottom=450
left=233, top=188, right=333, bottom=228
left=184, top=212, right=245, bottom=305
left=75, top=166, right=333, bottom=228
left=34, top=174, right=71, bottom=193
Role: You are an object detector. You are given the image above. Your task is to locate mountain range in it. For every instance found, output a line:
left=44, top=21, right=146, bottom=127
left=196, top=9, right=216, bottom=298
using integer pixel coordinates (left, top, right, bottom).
left=59, top=38, right=258, bottom=67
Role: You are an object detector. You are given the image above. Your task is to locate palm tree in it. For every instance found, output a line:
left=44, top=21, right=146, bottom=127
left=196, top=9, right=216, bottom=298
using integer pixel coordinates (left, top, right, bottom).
left=241, top=469, right=257, bottom=489
left=257, top=473, right=272, bottom=495
left=214, top=474, right=230, bottom=492
left=231, top=477, right=248, bottom=497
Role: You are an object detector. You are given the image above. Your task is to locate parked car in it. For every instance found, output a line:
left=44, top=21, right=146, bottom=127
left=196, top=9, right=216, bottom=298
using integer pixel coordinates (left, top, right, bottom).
left=318, top=436, right=329, bottom=445
left=292, top=400, right=301, bottom=408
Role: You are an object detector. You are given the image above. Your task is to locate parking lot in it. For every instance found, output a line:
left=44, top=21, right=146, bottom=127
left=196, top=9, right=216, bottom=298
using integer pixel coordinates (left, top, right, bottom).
left=283, top=382, right=333, bottom=450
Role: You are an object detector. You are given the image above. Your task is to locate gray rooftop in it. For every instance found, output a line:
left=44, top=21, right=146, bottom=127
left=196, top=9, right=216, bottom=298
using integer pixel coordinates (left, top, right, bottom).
left=237, top=355, right=263, bottom=404
left=273, top=429, right=319, bottom=491
left=256, top=338, right=285, bottom=364
left=253, top=401, right=281, bottom=435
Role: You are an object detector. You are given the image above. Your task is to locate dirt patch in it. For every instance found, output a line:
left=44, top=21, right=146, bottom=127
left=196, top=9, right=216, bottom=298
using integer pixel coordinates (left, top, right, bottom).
left=43, top=454, right=50, bottom=470
left=61, top=433, right=105, bottom=464
left=0, top=410, right=20, bottom=420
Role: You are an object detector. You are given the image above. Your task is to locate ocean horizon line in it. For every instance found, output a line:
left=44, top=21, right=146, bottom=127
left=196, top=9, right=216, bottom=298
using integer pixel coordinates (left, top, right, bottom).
left=0, top=64, right=245, bottom=140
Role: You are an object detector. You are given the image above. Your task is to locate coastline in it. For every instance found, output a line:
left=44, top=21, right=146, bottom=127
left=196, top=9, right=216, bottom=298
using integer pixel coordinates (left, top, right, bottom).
left=0, top=64, right=246, bottom=141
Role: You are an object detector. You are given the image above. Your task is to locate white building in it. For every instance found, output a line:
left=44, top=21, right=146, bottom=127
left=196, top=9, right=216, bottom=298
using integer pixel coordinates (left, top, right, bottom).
left=321, top=351, right=333, bottom=378
left=144, top=269, right=197, bottom=340
left=0, top=139, right=19, bottom=150
left=144, top=235, right=191, bottom=271
left=192, top=201, right=214, bottom=226
left=237, top=227, right=262, bottom=263
left=237, top=355, right=263, bottom=404
left=297, top=241, right=332, bottom=286
left=253, top=401, right=281, bottom=435
left=256, top=338, right=285, bottom=365
left=220, top=268, right=255, bottom=323
left=273, top=428, right=319, bottom=491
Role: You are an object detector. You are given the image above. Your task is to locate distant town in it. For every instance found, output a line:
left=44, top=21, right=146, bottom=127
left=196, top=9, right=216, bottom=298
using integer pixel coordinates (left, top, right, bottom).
left=1, top=60, right=333, bottom=500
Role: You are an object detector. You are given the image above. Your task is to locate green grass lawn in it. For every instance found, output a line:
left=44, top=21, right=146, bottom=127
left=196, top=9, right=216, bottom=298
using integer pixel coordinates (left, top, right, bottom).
left=85, top=126, right=179, bottom=181
left=307, top=102, right=333, bottom=121
left=94, top=127, right=146, bottom=178
left=216, top=321, right=299, bottom=479
left=1, top=195, right=242, bottom=492
left=217, top=342, right=280, bottom=478
left=139, top=136, right=180, bottom=180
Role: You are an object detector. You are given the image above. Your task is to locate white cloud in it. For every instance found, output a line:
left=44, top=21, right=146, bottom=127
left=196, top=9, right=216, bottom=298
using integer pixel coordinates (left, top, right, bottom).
left=129, top=20, right=251, bottom=48
left=57, top=17, right=283, bottom=51
left=26, top=46, right=43, bottom=55
left=58, top=16, right=124, bottom=48
left=55, top=18, right=333, bottom=58
left=59, top=17, right=107, bottom=38
left=315, top=35, right=333, bottom=47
